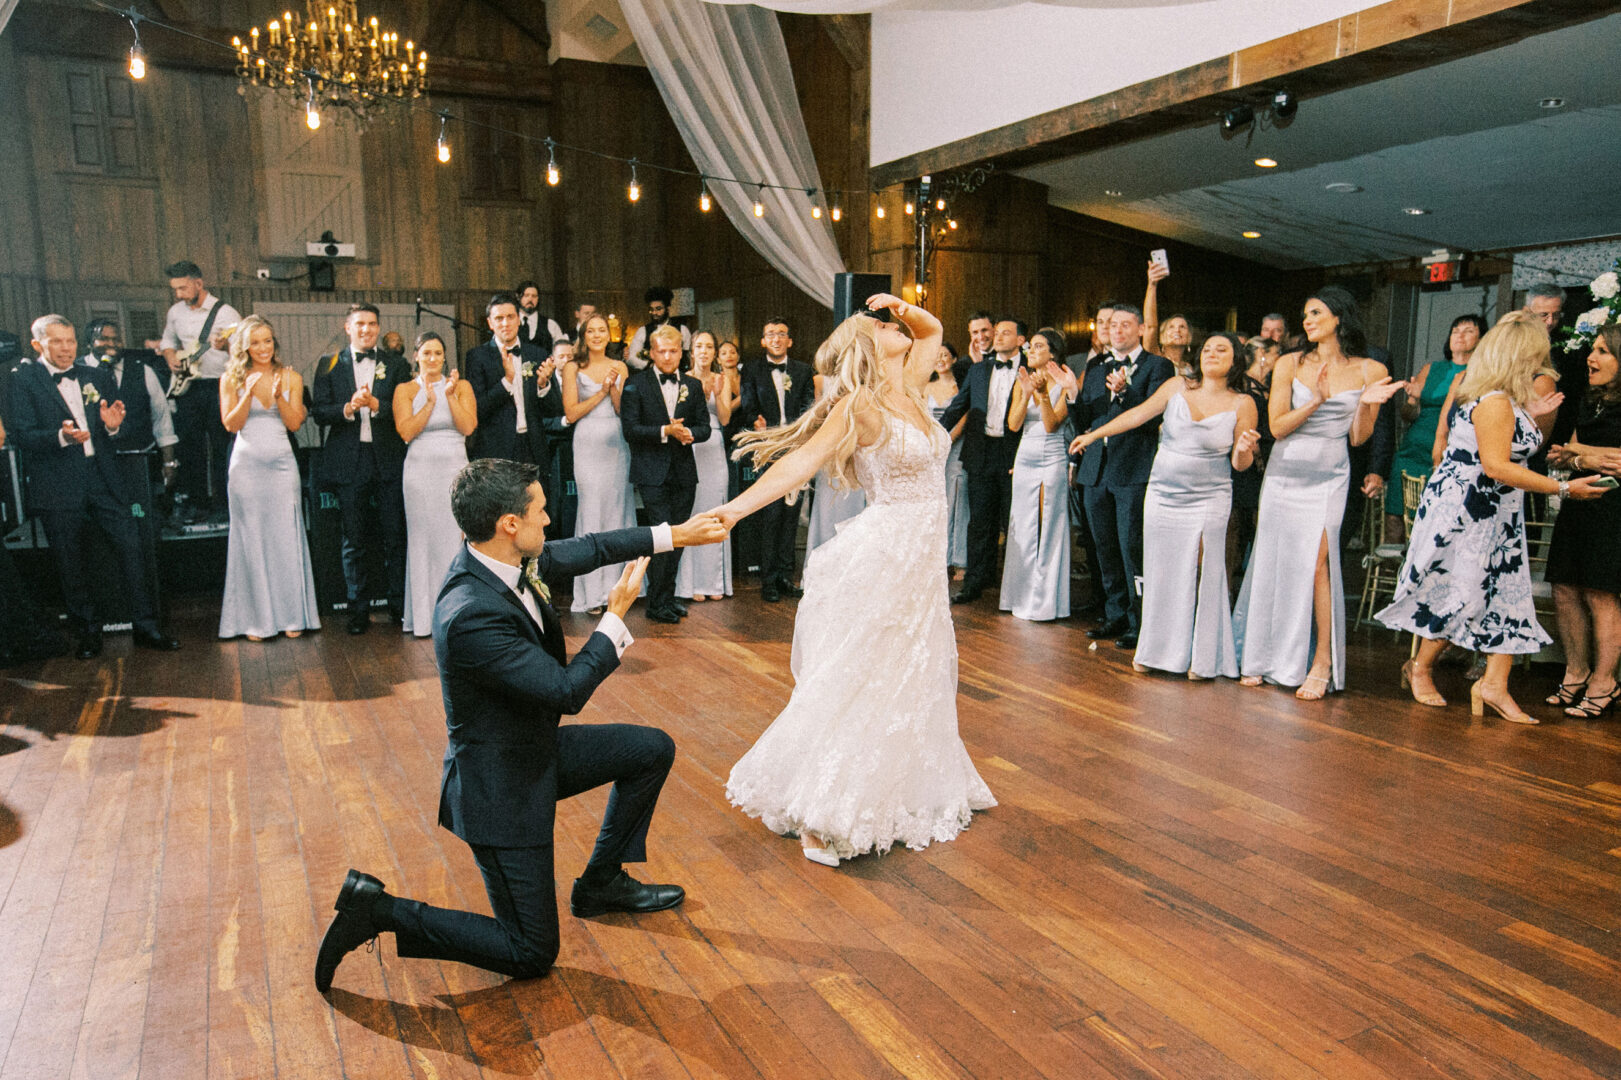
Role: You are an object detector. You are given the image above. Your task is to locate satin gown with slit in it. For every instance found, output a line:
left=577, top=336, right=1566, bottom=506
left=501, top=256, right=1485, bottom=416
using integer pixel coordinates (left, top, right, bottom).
left=999, top=386, right=1071, bottom=621
left=1136, top=394, right=1238, bottom=677
left=675, top=391, right=733, bottom=599
left=726, top=415, right=995, bottom=859
left=1233, top=379, right=1360, bottom=689
left=570, top=370, right=638, bottom=612
left=218, top=396, right=320, bottom=639
left=402, top=379, right=469, bottom=636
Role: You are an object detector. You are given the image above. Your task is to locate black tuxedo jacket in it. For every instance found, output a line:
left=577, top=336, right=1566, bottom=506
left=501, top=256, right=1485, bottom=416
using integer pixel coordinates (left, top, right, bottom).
left=619, top=367, right=711, bottom=487
left=735, top=358, right=814, bottom=430
left=938, top=356, right=1021, bottom=474
left=433, top=530, right=657, bottom=847
left=311, top=346, right=410, bottom=487
left=464, top=339, right=560, bottom=464
left=1072, top=350, right=1176, bottom=488
left=9, top=359, right=133, bottom=511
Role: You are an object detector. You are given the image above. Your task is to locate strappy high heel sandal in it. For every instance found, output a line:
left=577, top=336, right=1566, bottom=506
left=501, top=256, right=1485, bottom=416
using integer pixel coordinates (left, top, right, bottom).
left=1566, top=686, right=1618, bottom=720
left=1239, top=675, right=1263, bottom=687
left=1295, top=674, right=1331, bottom=701
left=1470, top=681, right=1537, bottom=724
left=1545, top=678, right=1588, bottom=707
left=1400, top=660, right=1446, bottom=707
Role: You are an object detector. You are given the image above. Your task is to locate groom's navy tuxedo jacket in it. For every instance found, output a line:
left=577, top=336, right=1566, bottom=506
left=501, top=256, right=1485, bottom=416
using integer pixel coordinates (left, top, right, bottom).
left=433, top=530, right=657, bottom=848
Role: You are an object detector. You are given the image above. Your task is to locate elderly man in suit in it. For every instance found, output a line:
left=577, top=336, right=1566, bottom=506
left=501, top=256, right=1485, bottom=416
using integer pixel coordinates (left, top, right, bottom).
left=735, top=317, right=815, bottom=602
left=314, top=459, right=727, bottom=990
left=1071, top=303, right=1175, bottom=649
left=8, top=314, right=180, bottom=658
left=621, top=324, right=711, bottom=623
left=311, top=302, right=412, bottom=633
left=939, top=316, right=1027, bottom=604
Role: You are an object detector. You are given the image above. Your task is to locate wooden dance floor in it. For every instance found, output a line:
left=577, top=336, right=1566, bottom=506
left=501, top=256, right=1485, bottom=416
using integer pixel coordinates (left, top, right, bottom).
left=1, top=589, right=1619, bottom=1079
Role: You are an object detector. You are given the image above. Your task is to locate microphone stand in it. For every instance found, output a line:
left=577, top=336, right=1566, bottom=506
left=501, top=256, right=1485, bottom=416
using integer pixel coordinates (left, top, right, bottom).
left=415, top=296, right=484, bottom=335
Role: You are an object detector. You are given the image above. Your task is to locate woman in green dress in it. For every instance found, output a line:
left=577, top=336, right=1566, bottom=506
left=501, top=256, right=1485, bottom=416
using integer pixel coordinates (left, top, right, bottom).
left=1384, top=314, right=1485, bottom=541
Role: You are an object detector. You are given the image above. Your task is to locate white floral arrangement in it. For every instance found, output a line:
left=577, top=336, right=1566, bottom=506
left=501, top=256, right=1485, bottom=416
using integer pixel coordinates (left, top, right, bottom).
left=782, top=374, right=793, bottom=394
left=81, top=382, right=101, bottom=406
left=522, top=361, right=535, bottom=378
left=1565, top=259, right=1621, bottom=350
left=677, top=384, right=689, bottom=404
left=374, top=362, right=388, bottom=381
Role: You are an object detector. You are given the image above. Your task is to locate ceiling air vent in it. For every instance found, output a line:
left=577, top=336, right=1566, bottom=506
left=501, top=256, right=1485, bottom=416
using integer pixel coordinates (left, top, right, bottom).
left=586, top=14, right=619, bottom=40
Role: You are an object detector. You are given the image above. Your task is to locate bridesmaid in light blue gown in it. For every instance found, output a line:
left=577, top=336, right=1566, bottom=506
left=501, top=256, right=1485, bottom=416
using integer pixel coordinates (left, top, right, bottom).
left=926, top=349, right=969, bottom=572
left=1071, top=333, right=1260, bottom=679
left=395, top=332, right=477, bottom=636
left=1232, top=288, right=1404, bottom=698
left=217, top=316, right=320, bottom=640
left=1000, top=329, right=1071, bottom=622
left=676, top=331, right=735, bottom=601
left=805, top=371, right=867, bottom=552
left=564, top=315, right=636, bottom=613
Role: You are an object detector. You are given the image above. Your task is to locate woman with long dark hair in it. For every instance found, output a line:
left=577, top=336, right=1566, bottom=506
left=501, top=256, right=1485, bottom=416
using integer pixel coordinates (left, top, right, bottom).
left=1000, top=328, right=1071, bottom=621
left=1073, top=332, right=1259, bottom=678
left=1233, top=287, right=1405, bottom=698
left=675, top=330, right=734, bottom=602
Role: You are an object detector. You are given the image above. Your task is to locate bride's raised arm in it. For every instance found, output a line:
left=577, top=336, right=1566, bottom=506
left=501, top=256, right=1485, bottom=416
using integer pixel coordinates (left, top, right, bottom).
left=864, top=293, right=942, bottom=391
left=716, top=396, right=859, bottom=529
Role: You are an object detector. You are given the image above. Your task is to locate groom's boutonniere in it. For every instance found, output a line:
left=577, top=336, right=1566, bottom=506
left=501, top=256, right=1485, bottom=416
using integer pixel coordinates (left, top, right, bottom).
left=782, top=374, right=793, bottom=394
left=81, top=382, right=102, bottom=406
left=374, top=362, right=388, bottom=381
left=523, top=558, right=551, bottom=604
left=522, top=361, right=535, bottom=379
left=677, top=384, right=690, bottom=404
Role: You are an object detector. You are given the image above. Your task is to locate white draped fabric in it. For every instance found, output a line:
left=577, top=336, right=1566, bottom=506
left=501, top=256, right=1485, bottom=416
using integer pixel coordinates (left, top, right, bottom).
left=0, top=0, right=21, bottom=37
left=702, top=0, right=1207, bottom=11
left=619, top=0, right=845, bottom=309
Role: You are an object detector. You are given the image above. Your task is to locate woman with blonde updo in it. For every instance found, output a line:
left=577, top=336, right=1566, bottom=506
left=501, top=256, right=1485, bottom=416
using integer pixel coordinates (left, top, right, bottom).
left=217, top=315, right=320, bottom=640
left=718, top=296, right=995, bottom=868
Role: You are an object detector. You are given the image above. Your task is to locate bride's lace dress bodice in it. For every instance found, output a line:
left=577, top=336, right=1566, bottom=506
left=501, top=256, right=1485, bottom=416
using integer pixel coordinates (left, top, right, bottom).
left=726, top=409, right=994, bottom=858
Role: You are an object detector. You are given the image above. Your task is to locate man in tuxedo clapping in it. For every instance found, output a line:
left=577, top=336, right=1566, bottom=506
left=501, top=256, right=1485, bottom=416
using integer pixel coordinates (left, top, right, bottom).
left=735, top=318, right=814, bottom=602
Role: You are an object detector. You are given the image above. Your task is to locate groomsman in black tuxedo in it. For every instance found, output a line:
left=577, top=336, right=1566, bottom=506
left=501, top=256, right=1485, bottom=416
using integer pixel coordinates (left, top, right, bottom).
left=1071, top=303, right=1174, bottom=648
left=621, top=325, right=711, bottom=623
left=940, top=317, right=1026, bottom=604
left=465, top=293, right=561, bottom=470
left=314, top=458, right=728, bottom=991
left=735, top=317, right=814, bottom=602
left=9, top=315, right=180, bottom=658
left=311, top=303, right=412, bottom=634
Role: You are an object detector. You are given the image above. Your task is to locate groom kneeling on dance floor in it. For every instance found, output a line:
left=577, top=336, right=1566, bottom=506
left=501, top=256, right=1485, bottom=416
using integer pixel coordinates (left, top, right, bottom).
left=315, top=458, right=728, bottom=990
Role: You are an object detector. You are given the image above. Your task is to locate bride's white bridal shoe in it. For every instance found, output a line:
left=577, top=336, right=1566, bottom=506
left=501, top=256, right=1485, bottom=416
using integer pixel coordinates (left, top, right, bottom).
left=801, top=846, right=840, bottom=867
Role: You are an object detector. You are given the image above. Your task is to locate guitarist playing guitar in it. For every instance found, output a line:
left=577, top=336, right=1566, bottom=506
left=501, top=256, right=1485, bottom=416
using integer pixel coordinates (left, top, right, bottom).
left=160, top=260, right=241, bottom=523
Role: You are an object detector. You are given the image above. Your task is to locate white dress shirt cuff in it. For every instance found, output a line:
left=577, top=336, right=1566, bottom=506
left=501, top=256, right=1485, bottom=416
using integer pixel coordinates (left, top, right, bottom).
left=595, top=612, right=635, bottom=658
left=651, top=522, right=674, bottom=553
left=59, top=429, right=72, bottom=448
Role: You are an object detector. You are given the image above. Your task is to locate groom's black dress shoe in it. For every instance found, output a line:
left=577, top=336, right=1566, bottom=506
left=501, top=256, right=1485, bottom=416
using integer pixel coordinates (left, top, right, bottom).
left=761, top=582, right=781, bottom=603
left=1114, top=632, right=1139, bottom=650
left=670, top=601, right=689, bottom=617
left=646, top=606, right=682, bottom=624
left=315, top=869, right=388, bottom=993
left=776, top=580, right=804, bottom=600
left=950, top=586, right=982, bottom=605
left=346, top=609, right=370, bottom=635
left=75, top=631, right=104, bottom=660
left=133, top=628, right=182, bottom=651
left=570, top=870, right=685, bottom=918
left=1088, top=619, right=1127, bottom=640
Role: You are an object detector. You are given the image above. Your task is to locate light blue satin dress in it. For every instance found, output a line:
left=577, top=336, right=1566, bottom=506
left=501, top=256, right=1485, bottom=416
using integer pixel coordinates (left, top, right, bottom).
left=1136, top=394, right=1238, bottom=677
left=930, top=396, right=970, bottom=568
left=570, top=369, right=637, bottom=612
left=402, top=380, right=468, bottom=636
left=1234, top=379, right=1360, bottom=688
left=676, top=390, right=733, bottom=598
left=999, top=385, right=1070, bottom=621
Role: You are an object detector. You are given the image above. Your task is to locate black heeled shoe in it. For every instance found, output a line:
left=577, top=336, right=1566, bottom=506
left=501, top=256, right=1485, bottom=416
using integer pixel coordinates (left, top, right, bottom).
left=1545, top=679, right=1588, bottom=707
left=1566, top=686, right=1618, bottom=720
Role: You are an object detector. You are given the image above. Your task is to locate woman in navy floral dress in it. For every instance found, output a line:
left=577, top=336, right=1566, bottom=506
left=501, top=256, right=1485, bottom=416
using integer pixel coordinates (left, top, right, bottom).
left=1378, top=313, right=1608, bottom=723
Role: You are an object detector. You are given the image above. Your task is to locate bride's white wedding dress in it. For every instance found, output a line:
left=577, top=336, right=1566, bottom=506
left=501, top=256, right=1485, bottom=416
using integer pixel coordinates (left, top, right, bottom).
left=726, top=412, right=996, bottom=859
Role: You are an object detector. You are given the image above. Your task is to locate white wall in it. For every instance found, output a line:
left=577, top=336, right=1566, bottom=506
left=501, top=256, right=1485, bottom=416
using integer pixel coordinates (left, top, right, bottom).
left=870, top=0, right=1385, bottom=166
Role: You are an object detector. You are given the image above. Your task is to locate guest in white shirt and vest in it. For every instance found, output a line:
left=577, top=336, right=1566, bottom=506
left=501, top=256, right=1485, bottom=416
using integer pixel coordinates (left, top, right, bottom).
left=80, top=319, right=178, bottom=486
left=159, top=260, right=240, bottom=522
left=514, top=280, right=566, bottom=353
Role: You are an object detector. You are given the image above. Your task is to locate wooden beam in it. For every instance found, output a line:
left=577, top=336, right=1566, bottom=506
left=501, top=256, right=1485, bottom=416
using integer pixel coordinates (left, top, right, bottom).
left=870, top=0, right=1621, bottom=188
left=477, top=0, right=553, bottom=53
left=819, top=13, right=869, bottom=74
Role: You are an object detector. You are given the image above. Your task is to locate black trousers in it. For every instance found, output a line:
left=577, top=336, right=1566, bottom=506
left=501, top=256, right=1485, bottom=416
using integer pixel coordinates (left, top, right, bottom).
left=636, top=479, right=696, bottom=612
left=1068, top=476, right=1107, bottom=609
left=172, top=378, right=228, bottom=508
left=336, top=444, right=407, bottom=608
left=1082, top=481, right=1148, bottom=631
left=388, top=722, right=676, bottom=979
left=757, top=494, right=799, bottom=585
left=963, top=457, right=1014, bottom=592
left=37, top=470, right=158, bottom=635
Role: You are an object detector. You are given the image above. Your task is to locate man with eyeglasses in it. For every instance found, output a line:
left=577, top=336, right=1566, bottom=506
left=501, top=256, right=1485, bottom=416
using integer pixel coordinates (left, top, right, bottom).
left=735, top=318, right=814, bottom=602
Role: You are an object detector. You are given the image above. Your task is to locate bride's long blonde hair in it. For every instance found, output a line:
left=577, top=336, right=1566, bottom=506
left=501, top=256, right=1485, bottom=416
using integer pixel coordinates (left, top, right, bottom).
left=733, top=313, right=927, bottom=491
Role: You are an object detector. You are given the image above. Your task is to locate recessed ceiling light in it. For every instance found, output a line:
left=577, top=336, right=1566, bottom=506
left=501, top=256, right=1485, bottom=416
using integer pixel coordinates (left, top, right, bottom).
left=1540, top=97, right=1566, bottom=109
left=1254, top=157, right=1278, bottom=168
left=1324, top=182, right=1362, bottom=194
left=1242, top=231, right=1262, bottom=239
left=1403, top=207, right=1430, bottom=216
left=1103, top=189, right=1123, bottom=197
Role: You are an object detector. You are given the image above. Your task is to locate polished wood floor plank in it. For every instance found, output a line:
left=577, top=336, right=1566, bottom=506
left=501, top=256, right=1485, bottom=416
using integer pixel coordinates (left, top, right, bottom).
left=1, top=589, right=1619, bottom=1078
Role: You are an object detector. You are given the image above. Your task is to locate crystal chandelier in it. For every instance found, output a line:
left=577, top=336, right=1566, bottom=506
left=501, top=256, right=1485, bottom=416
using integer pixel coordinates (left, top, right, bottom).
left=233, top=2, right=427, bottom=124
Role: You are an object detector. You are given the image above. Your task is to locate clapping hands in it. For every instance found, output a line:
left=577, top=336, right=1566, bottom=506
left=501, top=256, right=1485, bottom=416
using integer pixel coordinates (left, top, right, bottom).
left=1358, top=376, right=1408, bottom=406
left=1527, top=390, right=1564, bottom=418
left=1235, top=428, right=1262, bottom=457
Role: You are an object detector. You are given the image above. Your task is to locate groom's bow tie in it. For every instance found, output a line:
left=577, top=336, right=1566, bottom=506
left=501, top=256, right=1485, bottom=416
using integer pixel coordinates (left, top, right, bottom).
left=992, top=359, right=1013, bottom=370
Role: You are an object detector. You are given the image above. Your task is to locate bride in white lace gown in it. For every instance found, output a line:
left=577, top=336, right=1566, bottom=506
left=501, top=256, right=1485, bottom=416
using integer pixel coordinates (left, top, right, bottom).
left=717, top=295, right=995, bottom=866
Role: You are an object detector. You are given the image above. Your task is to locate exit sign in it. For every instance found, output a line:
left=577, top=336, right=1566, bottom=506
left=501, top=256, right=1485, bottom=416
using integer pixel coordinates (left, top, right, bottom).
left=1426, top=260, right=1461, bottom=284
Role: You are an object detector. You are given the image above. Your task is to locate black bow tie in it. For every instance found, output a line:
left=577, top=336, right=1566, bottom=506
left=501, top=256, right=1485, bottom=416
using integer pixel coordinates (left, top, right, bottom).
left=53, top=368, right=78, bottom=384
left=768, top=360, right=787, bottom=369
left=658, top=372, right=679, bottom=385
left=354, top=351, right=374, bottom=362
left=992, top=359, right=1013, bottom=370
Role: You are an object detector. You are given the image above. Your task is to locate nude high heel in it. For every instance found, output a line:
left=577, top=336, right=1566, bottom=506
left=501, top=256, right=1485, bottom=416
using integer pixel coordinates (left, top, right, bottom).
left=1400, top=660, right=1446, bottom=707
left=1470, top=680, right=1537, bottom=725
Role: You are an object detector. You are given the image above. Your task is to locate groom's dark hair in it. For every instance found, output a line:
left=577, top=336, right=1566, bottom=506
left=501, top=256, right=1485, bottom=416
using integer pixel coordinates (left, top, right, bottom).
left=452, top=459, right=541, bottom=542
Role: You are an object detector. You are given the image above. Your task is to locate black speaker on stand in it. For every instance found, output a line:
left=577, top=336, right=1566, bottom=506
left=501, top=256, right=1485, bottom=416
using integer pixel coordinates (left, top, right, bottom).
left=833, top=272, right=892, bottom=323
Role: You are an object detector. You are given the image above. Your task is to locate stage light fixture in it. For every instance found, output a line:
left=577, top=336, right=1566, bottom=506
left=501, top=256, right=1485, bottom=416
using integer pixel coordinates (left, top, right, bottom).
left=1271, top=89, right=1298, bottom=120
left=1221, top=104, right=1254, bottom=134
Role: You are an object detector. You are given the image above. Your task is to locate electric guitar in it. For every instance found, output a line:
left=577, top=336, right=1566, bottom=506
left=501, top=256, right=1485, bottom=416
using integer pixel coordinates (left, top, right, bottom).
left=166, top=306, right=235, bottom=399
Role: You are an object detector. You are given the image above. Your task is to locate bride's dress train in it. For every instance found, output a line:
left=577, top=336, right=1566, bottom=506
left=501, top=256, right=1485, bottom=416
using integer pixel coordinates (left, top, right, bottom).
left=726, top=414, right=995, bottom=859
